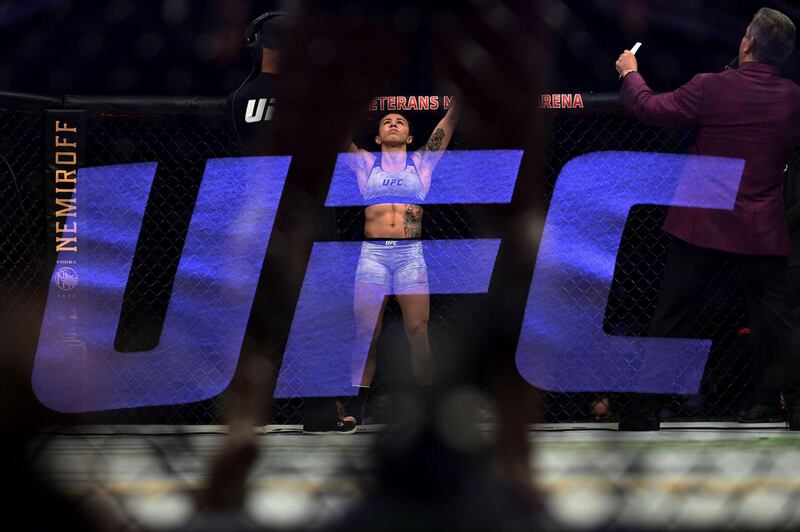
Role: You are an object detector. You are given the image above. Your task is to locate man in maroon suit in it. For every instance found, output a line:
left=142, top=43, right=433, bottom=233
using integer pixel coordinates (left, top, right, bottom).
left=615, top=7, right=800, bottom=430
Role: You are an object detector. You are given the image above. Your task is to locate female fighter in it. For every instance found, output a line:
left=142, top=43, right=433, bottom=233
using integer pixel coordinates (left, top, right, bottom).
left=346, top=99, right=459, bottom=404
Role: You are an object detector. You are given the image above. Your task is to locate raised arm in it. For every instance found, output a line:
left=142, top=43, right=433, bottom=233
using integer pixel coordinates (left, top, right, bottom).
left=620, top=72, right=704, bottom=127
left=414, top=97, right=461, bottom=189
left=345, top=140, right=376, bottom=194
left=614, top=50, right=703, bottom=127
left=616, top=50, right=704, bottom=127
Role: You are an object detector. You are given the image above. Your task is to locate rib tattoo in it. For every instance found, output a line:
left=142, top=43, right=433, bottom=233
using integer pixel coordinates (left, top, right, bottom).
left=403, top=205, right=423, bottom=238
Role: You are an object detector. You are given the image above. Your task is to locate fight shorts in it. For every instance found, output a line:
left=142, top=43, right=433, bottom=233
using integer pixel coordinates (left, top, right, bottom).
left=355, top=240, right=429, bottom=293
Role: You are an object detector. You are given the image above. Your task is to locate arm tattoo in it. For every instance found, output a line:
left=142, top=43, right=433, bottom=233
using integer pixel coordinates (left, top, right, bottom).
left=403, top=205, right=423, bottom=238
left=426, top=128, right=445, bottom=152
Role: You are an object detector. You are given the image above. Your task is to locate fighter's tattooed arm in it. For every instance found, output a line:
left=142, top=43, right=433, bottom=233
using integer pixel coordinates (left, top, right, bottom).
left=426, top=128, right=445, bottom=152
left=403, top=205, right=423, bottom=238
left=415, top=96, right=461, bottom=192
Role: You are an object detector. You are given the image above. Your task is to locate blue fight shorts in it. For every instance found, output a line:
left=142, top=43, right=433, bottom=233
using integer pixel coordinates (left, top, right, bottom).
left=355, top=240, right=429, bottom=293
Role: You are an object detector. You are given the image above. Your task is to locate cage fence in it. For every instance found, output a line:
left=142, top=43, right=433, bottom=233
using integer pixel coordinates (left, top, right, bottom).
left=0, top=92, right=759, bottom=425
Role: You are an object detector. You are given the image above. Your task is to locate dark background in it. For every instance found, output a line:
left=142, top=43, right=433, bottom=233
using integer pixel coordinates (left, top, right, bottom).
left=1, top=0, right=799, bottom=98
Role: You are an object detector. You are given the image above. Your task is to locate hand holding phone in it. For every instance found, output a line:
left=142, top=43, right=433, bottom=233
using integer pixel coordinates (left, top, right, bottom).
left=617, top=42, right=642, bottom=79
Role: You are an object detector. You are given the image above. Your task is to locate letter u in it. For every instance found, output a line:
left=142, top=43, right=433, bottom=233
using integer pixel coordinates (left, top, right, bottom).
left=245, top=99, right=267, bottom=123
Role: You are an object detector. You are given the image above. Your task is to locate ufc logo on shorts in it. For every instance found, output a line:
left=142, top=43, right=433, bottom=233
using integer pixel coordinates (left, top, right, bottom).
left=33, top=151, right=743, bottom=411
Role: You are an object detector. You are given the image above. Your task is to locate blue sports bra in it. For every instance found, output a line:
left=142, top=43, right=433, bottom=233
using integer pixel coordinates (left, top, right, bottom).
left=361, top=154, right=426, bottom=203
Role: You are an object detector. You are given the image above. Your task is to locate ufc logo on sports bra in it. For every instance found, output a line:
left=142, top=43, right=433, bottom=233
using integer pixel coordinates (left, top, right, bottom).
left=244, top=98, right=277, bottom=123
left=33, top=151, right=743, bottom=411
left=382, top=178, right=404, bottom=186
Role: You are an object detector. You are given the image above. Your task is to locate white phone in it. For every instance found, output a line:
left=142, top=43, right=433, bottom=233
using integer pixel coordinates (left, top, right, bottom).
left=620, top=42, right=643, bottom=79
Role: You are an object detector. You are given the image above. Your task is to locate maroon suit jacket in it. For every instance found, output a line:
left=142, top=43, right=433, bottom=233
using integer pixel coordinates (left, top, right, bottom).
left=620, top=62, right=800, bottom=255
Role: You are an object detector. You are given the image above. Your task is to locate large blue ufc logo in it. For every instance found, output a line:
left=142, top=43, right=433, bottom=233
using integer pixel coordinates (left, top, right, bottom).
left=33, top=151, right=743, bottom=412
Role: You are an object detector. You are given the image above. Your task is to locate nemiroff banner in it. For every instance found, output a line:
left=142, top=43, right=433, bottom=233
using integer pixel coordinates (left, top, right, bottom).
left=44, top=109, right=86, bottom=332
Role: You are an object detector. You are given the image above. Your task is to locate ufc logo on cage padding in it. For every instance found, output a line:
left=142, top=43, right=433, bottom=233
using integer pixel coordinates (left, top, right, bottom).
left=33, top=151, right=743, bottom=411
left=272, top=150, right=522, bottom=398
left=518, top=152, right=743, bottom=394
left=33, top=158, right=290, bottom=412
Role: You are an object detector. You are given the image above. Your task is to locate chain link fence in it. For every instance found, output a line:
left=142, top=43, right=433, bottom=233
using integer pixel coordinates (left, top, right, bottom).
left=78, top=97, right=243, bottom=424
left=1, top=92, right=757, bottom=425
left=539, top=109, right=752, bottom=422
left=0, top=94, right=54, bottom=352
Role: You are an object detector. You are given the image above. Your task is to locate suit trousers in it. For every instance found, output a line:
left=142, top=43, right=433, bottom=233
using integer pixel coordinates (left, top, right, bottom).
left=630, top=237, right=800, bottom=416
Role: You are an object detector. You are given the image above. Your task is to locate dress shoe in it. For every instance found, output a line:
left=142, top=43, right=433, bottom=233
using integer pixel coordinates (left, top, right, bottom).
left=737, top=404, right=785, bottom=423
left=618, top=414, right=660, bottom=431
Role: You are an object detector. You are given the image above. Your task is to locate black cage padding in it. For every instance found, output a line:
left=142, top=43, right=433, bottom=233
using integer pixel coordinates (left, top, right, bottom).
left=0, top=91, right=61, bottom=110
left=64, top=95, right=228, bottom=114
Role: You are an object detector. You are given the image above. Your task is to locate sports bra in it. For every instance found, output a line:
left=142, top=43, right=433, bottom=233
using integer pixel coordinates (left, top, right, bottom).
left=361, top=154, right=426, bottom=203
